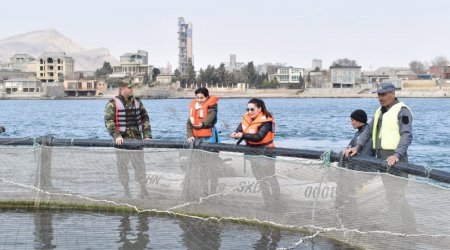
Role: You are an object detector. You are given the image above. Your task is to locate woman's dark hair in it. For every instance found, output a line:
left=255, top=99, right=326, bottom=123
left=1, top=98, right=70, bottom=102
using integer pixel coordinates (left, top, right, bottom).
left=195, top=87, right=209, bottom=97
left=248, top=98, right=272, bottom=118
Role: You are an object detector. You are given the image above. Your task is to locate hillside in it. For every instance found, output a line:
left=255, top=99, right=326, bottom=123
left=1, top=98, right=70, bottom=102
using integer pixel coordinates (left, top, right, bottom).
left=0, top=29, right=119, bottom=71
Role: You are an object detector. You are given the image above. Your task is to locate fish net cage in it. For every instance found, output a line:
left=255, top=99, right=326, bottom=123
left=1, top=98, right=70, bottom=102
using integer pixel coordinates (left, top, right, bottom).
left=1, top=136, right=450, bottom=249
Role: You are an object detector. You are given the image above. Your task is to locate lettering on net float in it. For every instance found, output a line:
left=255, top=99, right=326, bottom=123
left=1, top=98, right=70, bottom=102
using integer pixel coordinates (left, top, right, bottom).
left=145, top=172, right=337, bottom=201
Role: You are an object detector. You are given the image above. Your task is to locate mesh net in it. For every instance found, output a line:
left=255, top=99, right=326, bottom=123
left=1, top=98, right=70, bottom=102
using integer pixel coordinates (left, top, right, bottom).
left=1, top=143, right=450, bottom=249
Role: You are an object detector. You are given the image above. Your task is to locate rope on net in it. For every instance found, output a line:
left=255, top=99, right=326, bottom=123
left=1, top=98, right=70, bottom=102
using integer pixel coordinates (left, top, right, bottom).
left=32, top=137, right=42, bottom=162
left=320, top=150, right=332, bottom=168
left=32, top=137, right=41, bottom=148
left=424, top=164, right=433, bottom=178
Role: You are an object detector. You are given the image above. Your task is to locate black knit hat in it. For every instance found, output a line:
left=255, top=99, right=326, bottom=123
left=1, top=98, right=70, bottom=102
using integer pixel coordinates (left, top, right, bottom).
left=350, top=109, right=367, bottom=123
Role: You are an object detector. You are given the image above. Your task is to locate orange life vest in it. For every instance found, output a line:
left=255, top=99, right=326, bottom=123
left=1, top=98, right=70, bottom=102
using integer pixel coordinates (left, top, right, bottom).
left=241, top=112, right=275, bottom=147
left=189, top=96, right=219, bottom=138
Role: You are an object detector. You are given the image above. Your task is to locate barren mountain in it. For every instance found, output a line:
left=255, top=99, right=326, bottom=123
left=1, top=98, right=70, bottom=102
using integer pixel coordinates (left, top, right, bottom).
left=0, top=29, right=119, bottom=71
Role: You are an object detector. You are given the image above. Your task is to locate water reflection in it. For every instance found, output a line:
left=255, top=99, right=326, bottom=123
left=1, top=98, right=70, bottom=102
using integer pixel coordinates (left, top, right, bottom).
left=33, top=210, right=56, bottom=249
left=0, top=209, right=356, bottom=249
left=381, top=173, right=417, bottom=234
left=117, top=213, right=150, bottom=250
left=338, top=156, right=417, bottom=233
left=253, top=228, right=281, bottom=250
left=179, top=218, right=221, bottom=250
left=246, top=156, right=281, bottom=211
left=116, top=148, right=149, bottom=199
left=180, top=150, right=223, bottom=202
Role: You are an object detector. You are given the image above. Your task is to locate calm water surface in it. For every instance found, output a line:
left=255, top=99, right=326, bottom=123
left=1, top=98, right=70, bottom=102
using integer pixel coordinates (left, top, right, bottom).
left=1, top=209, right=350, bottom=250
left=0, top=98, right=449, bottom=249
left=1, top=98, right=449, bottom=169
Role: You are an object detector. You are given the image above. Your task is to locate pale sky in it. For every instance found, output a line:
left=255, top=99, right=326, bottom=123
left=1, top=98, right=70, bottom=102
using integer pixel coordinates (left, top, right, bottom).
left=2, top=0, right=450, bottom=71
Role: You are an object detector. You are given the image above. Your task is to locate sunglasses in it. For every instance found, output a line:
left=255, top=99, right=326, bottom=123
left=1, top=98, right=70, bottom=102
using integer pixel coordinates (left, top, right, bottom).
left=246, top=108, right=256, bottom=112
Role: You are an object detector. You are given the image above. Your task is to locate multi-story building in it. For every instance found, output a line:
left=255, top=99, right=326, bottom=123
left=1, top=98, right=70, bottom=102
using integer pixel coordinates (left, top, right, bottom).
left=268, top=67, right=305, bottom=87
left=312, top=59, right=322, bottom=71
left=111, top=50, right=153, bottom=83
left=222, top=54, right=245, bottom=72
left=120, top=50, right=148, bottom=65
left=10, top=54, right=36, bottom=72
left=36, top=52, right=75, bottom=82
left=330, top=66, right=362, bottom=88
left=178, top=17, right=193, bottom=75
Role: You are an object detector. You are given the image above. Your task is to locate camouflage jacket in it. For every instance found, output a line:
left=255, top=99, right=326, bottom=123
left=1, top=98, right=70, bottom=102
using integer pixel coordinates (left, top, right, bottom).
left=104, top=95, right=152, bottom=140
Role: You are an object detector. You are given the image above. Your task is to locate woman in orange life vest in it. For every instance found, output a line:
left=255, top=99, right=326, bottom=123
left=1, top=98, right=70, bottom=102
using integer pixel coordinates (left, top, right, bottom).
left=186, top=87, right=220, bottom=143
left=229, top=98, right=280, bottom=208
left=183, top=87, right=220, bottom=201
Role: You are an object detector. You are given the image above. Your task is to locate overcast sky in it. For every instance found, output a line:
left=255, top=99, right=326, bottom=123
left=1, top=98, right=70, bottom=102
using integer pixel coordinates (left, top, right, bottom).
left=2, top=0, right=450, bottom=70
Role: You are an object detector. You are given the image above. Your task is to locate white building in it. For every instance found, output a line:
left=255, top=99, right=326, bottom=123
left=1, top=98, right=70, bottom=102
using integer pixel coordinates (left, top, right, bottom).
left=0, top=78, right=43, bottom=94
left=269, top=67, right=305, bottom=87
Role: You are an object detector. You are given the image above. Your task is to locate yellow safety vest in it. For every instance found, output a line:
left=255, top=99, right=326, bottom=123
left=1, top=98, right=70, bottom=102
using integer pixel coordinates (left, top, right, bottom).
left=373, top=102, right=411, bottom=150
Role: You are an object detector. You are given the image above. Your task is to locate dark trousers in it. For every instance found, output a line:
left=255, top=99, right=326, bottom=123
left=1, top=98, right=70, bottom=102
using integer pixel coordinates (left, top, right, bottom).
left=116, top=148, right=147, bottom=195
left=247, top=156, right=280, bottom=207
left=377, top=149, right=416, bottom=233
left=181, top=150, right=220, bottom=202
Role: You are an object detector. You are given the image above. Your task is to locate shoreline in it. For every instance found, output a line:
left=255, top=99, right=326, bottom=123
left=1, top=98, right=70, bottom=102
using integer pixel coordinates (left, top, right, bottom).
left=1, top=88, right=450, bottom=100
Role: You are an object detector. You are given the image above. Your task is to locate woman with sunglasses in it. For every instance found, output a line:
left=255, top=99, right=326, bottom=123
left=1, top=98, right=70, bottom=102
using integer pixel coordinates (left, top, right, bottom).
left=186, top=87, right=220, bottom=143
left=230, top=98, right=274, bottom=147
left=229, top=98, right=280, bottom=209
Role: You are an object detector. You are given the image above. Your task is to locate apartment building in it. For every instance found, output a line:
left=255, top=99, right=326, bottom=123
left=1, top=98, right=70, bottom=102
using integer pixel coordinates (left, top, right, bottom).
left=37, top=52, right=74, bottom=82
left=330, top=66, right=361, bottom=88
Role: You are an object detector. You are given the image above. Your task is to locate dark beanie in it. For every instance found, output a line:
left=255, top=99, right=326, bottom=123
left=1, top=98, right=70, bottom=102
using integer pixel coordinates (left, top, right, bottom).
left=350, top=109, right=367, bottom=123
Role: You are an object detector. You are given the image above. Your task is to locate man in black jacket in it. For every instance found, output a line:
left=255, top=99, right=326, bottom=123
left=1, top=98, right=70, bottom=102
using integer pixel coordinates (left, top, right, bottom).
left=347, top=109, right=375, bottom=157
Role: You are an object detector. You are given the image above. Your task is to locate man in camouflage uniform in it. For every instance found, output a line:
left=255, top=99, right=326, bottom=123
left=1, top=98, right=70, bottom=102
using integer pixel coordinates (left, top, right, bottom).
left=104, top=79, right=152, bottom=198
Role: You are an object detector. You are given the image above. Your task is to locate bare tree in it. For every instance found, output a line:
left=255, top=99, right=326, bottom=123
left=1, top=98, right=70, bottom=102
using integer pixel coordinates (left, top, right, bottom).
left=431, top=56, right=449, bottom=67
left=409, top=60, right=427, bottom=74
left=331, top=58, right=358, bottom=67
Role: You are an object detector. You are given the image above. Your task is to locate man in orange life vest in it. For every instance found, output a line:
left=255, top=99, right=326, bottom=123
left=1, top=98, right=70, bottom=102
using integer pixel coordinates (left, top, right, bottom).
left=104, top=79, right=151, bottom=198
left=230, top=98, right=280, bottom=208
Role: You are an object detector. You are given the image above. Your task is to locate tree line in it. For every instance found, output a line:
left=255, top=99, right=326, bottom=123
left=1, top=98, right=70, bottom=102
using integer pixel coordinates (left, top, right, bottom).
left=94, top=54, right=450, bottom=89
left=174, top=59, right=279, bottom=89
